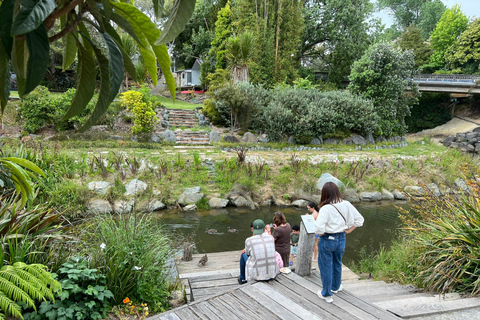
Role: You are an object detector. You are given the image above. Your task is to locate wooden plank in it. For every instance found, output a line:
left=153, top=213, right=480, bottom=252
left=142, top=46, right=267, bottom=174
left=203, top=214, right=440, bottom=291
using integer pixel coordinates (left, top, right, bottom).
left=288, top=272, right=401, bottom=320
left=190, top=302, right=222, bottom=320
left=174, top=307, right=201, bottom=319
left=267, top=279, right=342, bottom=320
left=191, top=277, right=239, bottom=289
left=240, top=283, right=302, bottom=320
left=217, top=294, right=263, bottom=320
left=192, top=285, right=237, bottom=301
left=208, top=296, right=242, bottom=320
left=253, top=282, right=323, bottom=320
left=230, top=290, right=281, bottom=320
left=189, top=273, right=237, bottom=282
left=382, top=297, right=480, bottom=318
left=368, top=292, right=434, bottom=304
left=179, top=268, right=239, bottom=279
left=157, top=312, right=182, bottom=320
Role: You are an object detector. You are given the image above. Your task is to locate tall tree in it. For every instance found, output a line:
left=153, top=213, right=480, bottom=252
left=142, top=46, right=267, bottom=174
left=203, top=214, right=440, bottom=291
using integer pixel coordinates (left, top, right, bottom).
left=396, top=24, right=431, bottom=68
left=417, top=0, right=446, bottom=39
left=209, top=1, right=233, bottom=70
left=445, top=18, right=480, bottom=74
left=348, top=42, right=419, bottom=136
left=0, top=0, right=196, bottom=131
left=429, top=4, right=468, bottom=70
left=300, top=0, right=374, bottom=86
left=377, top=0, right=430, bottom=30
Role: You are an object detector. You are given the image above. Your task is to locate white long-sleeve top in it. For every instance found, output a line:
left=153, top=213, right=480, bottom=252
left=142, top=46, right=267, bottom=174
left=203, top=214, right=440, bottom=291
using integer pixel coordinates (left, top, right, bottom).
left=314, top=200, right=364, bottom=235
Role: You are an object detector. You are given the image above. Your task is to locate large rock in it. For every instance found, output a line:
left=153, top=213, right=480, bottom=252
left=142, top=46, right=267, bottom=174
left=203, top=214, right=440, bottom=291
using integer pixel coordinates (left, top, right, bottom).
left=352, top=134, right=367, bottom=146
left=88, top=181, right=112, bottom=195
left=163, top=130, right=176, bottom=143
left=114, top=200, right=134, bottom=214
left=316, top=173, right=345, bottom=192
left=381, top=189, right=394, bottom=201
left=404, top=186, right=426, bottom=196
left=224, top=135, right=239, bottom=143
left=258, top=134, right=269, bottom=143
left=273, top=198, right=290, bottom=207
left=178, top=192, right=204, bottom=206
left=426, top=183, right=442, bottom=196
left=376, top=136, right=387, bottom=143
left=343, top=188, right=360, bottom=203
left=454, top=178, right=469, bottom=193
left=209, top=131, right=221, bottom=143
left=241, top=132, right=258, bottom=143
left=392, top=189, right=407, bottom=200
left=324, top=138, right=339, bottom=145
left=151, top=132, right=162, bottom=143
left=183, top=204, right=197, bottom=211
left=87, top=199, right=112, bottom=214
left=229, top=195, right=256, bottom=210
left=366, top=133, right=375, bottom=145
left=292, top=200, right=309, bottom=208
left=147, top=200, right=166, bottom=211
left=442, top=136, right=456, bottom=147
left=288, top=136, right=296, bottom=144
left=360, top=192, right=382, bottom=202
left=310, top=138, right=322, bottom=145
left=208, top=197, right=229, bottom=208
left=124, top=179, right=148, bottom=196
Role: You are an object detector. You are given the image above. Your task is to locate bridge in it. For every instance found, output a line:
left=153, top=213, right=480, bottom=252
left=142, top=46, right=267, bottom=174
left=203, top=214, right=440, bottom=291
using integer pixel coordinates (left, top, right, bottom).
left=315, top=72, right=480, bottom=94
left=412, top=74, right=480, bottom=94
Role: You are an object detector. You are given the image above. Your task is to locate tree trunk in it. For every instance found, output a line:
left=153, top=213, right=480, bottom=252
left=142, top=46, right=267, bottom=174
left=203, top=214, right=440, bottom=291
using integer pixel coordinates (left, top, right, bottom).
left=274, top=0, right=282, bottom=78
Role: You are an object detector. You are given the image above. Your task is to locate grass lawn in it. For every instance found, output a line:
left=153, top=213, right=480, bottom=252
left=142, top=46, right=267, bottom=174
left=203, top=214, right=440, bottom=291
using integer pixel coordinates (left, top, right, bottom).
left=155, top=96, right=198, bottom=110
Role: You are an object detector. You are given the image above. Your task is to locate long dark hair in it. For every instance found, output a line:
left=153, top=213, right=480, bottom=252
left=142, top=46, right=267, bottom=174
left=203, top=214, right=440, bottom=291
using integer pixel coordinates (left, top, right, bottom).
left=320, top=182, right=342, bottom=207
left=307, top=201, right=319, bottom=212
left=273, top=211, right=287, bottom=226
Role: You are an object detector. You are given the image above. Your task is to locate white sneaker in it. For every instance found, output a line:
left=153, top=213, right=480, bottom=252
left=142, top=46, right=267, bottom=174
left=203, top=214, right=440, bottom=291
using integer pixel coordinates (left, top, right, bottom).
left=317, top=290, right=333, bottom=303
left=332, top=284, right=344, bottom=294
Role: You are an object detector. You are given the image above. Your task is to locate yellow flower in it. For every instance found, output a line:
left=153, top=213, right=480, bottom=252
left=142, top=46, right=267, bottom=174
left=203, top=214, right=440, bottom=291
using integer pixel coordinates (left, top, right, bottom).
left=145, top=312, right=149, bottom=316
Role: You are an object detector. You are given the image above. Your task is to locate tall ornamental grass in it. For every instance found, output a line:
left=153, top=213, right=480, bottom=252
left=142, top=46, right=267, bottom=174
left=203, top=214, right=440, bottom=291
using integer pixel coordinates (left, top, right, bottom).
left=81, top=213, right=173, bottom=312
left=399, top=168, right=480, bottom=295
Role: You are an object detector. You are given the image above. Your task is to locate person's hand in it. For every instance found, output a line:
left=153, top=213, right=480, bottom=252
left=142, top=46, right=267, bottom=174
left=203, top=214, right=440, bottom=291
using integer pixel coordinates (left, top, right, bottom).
left=241, top=248, right=245, bottom=254
left=265, top=224, right=271, bottom=233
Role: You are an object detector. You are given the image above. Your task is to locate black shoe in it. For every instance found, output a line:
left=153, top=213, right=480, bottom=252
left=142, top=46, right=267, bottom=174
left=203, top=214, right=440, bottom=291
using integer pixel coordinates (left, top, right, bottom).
left=238, top=277, right=247, bottom=284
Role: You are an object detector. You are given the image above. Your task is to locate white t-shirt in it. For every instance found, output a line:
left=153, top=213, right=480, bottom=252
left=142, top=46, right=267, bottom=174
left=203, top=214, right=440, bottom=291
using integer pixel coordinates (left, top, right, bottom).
left=314, top=200, right=364, bottom=235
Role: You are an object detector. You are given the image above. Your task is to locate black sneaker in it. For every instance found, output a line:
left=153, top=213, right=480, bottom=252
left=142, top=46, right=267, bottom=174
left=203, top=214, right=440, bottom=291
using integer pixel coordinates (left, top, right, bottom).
left=238, top=277, right=247, bottom=284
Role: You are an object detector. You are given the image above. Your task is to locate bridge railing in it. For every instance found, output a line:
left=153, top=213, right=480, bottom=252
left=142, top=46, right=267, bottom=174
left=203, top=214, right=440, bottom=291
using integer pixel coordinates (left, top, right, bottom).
left=412, top=74, right=480, bottom=84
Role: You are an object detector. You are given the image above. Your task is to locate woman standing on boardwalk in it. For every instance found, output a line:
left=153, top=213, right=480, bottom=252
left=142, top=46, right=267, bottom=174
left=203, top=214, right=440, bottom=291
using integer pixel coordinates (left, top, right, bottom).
left=313, top=182, right=364, bottom=303
left=270, top=211, right=291, bottom=267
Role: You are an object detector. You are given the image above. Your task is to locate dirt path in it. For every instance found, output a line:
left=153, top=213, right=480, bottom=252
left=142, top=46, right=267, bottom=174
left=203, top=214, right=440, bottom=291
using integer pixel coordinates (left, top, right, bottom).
left=407, top=116, right=480, bottom=142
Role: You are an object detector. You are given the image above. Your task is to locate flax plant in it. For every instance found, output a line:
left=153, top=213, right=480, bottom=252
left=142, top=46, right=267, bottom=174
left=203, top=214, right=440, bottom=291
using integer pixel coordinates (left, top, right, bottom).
left=399, top=167, right=480, bottom=295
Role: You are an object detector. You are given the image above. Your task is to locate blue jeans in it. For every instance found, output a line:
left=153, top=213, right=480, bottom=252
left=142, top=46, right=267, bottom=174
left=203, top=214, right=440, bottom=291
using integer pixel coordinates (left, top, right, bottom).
left=239, top=253, right=248, bottom=281
left=318, top=232, right=346, bottom=297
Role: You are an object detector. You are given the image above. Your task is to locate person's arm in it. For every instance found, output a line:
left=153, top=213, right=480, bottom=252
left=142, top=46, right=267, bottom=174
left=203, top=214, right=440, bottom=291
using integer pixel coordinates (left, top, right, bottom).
left=314, top=209, right=326, bottom=236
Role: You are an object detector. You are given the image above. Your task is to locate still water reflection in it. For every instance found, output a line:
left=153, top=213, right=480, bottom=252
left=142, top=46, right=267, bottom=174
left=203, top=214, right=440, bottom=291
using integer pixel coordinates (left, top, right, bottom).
left=158, top=202, right=409, bottom=265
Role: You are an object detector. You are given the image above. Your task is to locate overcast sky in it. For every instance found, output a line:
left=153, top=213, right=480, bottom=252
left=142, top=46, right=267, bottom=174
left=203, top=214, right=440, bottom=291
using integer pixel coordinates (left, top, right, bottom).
left=374, top=0, right=480, bottom=28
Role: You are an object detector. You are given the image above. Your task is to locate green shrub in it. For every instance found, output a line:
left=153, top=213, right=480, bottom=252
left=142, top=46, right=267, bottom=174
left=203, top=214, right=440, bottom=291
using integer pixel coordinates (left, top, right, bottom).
left=24, top=256, right=114, bottom=320
left=120, top=89, right=158, bottom=134
left=202, top=99, right=225, bottom=125
left=18, top=86, right=56, bottom=133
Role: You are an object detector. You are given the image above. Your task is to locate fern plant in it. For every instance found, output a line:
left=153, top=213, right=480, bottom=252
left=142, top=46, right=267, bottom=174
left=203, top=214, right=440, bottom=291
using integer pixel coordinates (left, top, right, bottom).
left=0, top=262, right=60, bottom=319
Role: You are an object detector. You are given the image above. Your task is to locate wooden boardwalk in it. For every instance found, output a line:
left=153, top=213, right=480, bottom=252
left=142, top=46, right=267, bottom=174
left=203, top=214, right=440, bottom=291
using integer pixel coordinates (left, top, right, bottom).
left=147, top=251, right=480, bottom=320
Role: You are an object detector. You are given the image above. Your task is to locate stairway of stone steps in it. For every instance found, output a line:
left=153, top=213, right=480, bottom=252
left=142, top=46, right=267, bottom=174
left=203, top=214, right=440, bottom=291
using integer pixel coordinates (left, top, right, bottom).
left=168, top=109, right=198, bottom=128
left=339, top=277, right=480, bottom=318
left=175, top=130, right=210, bottom=145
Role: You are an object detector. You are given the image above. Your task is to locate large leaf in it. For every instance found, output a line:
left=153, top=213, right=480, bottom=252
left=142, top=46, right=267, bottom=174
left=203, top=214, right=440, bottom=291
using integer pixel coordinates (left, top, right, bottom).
left=64, top=36, right=96, bottom=120
left=62, top=33, right=77, bottom=71
left=104, top=24, right=137, bottom=82
left=11, top=38, right=27, bottom=97
left=85, top=0, right=105, bottom=32
left=103, top=33, right=124, bottom=102
left=112, top=3, right=158, bottom=86
left=2, top=157, right=46, bottom=178
left=0, top=41, right=10, bottom=112
left=25, top=23, right=49, bottom=95
left=11, top=0, right=56, bottom=35
left=152, top=44, right=175, bottom=101
left=0, top=0, right=15, bottom=58
left=152, top=0, right=165, bottom=19
left=78, top=38, right=111, bottom=132
left=110, top=13, right=143, bottom=48
left=154, top=0, right=196, bottom=46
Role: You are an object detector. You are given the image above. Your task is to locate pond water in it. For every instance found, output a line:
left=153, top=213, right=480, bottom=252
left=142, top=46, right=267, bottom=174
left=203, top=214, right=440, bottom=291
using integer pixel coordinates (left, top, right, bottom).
left=157, top=202, right=409, bottom=266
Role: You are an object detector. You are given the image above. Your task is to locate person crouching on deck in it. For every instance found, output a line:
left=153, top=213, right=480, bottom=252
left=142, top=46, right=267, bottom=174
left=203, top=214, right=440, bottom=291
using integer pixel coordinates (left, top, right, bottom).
left=238, top=219, right=279, bottom=284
